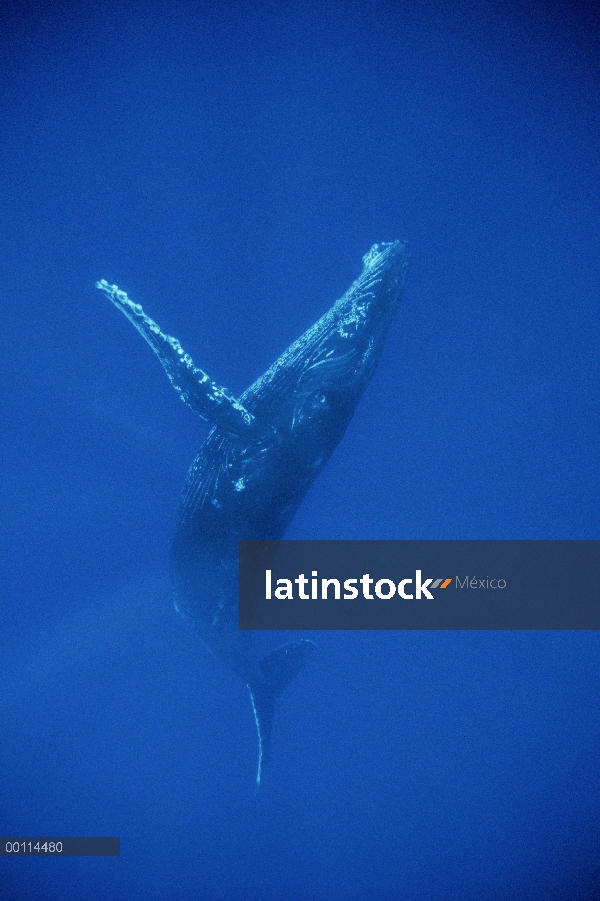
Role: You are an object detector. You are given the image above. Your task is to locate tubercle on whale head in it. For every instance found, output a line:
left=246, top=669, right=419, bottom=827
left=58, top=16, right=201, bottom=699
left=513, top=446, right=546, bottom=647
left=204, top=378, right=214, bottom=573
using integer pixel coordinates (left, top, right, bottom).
left=359, top=240, right=411, bottom=296
left=361, top=240, right=409, bottom=268
left=333, top=241, right=409, bottom=323
left=329, top=239, right=410, bottom=354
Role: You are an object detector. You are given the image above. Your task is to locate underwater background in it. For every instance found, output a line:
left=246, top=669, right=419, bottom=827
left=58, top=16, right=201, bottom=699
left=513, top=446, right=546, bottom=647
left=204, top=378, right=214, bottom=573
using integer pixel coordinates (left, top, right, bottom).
left=1, top=1, right=599, bottom=898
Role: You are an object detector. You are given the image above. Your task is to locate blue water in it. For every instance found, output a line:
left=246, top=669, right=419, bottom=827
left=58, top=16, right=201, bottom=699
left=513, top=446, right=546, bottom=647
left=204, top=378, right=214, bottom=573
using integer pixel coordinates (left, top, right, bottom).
left=1, top=2, right=599, bottom=899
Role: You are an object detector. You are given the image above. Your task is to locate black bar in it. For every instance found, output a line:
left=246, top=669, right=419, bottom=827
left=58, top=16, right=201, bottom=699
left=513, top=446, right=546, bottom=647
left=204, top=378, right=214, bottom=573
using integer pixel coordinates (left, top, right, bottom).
left=240, top=540, right=600, bottom=630
left=0, top=838, right=120, bottom=856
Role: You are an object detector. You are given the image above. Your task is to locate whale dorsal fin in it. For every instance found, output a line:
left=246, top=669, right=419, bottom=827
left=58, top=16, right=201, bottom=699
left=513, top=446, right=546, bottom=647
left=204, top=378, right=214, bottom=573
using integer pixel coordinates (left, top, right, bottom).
left=96, top=280, right=257, bottom=437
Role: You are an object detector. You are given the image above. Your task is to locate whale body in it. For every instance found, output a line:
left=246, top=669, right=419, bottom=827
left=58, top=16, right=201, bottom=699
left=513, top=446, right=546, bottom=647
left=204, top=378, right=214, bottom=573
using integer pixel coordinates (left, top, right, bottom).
left=97, top=241, right=410, bottom=785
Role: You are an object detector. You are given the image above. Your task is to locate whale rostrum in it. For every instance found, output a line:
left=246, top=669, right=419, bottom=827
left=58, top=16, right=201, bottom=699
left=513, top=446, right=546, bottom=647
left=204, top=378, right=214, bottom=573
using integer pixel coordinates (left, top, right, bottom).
left=97, top=241, right=410, bottom=786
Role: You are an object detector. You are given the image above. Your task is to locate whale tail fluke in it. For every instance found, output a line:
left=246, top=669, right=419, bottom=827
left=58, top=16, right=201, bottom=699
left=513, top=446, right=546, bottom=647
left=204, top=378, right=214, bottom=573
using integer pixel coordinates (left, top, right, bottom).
left=248, top=639, right=316, bottom=789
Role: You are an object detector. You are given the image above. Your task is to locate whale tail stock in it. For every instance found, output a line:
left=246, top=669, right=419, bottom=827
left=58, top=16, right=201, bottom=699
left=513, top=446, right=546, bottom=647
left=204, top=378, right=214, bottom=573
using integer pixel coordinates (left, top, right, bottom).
left=248, top=638, right=316, bottom=789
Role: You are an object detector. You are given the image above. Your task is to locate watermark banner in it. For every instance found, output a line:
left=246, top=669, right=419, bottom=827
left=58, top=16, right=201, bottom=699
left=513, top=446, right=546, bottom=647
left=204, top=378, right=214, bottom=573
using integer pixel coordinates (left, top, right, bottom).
left=239, top=540, right=599, bottom=630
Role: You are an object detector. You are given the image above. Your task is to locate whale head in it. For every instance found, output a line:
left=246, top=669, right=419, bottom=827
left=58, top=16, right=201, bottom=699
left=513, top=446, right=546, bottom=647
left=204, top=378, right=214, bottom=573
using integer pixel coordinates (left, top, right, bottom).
left=231, top=241, right=410, bottom=534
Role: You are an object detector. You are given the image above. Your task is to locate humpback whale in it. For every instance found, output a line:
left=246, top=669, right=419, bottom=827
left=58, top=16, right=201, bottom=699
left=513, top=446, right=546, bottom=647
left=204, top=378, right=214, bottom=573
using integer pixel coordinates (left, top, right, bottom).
left=97, top=240, right=409, bottom=786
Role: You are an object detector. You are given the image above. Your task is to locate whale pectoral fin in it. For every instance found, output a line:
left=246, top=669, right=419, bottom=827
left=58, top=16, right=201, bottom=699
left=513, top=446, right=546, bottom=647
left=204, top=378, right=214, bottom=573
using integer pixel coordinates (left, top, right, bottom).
left=248, top=639, right=316, bottom=788
left=95, top=280, right=257, bottom=437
